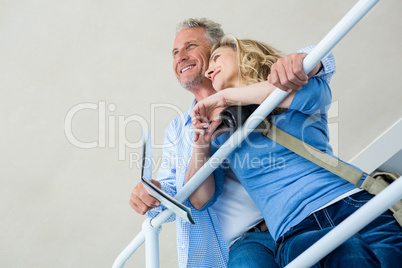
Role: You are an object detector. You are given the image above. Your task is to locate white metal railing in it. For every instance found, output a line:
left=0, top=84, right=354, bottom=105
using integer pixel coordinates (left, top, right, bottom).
left=112, top=0, right=393, bottom=267
left=285, top=175, right=402, bottom=268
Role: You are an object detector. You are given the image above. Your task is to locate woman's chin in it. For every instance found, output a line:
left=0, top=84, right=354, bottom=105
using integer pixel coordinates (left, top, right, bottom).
left=213, top=84, right=224, bottom=91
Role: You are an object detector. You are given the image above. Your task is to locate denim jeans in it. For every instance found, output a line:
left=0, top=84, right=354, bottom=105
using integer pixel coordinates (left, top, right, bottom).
left=276, top=190, right=402, bottom=268
left=228, top=228, right=279, bottom=268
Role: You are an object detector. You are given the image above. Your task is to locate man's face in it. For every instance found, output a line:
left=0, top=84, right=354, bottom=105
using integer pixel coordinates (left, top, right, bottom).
left=172, top=27, right=211, bottom=90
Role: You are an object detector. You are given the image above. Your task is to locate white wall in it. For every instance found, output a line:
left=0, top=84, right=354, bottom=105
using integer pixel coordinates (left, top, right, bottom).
left=1, top=0, right=401, bottom=267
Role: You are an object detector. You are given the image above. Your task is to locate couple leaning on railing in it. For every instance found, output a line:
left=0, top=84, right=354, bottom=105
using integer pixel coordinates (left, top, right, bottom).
left=127, top=15, right=402, bottom=268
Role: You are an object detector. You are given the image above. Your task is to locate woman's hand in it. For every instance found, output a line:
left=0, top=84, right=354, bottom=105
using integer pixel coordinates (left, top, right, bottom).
left=191, top=92, right=229, bottom=142
left=191, top=80, right=294, bottom=141
left=192, top=121, right=211, bottom=146
left=186, top=120, right=214, bottom=210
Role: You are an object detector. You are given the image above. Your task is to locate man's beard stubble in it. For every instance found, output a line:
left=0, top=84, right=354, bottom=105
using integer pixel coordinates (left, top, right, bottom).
left=180, top=68, right=206, bottom=90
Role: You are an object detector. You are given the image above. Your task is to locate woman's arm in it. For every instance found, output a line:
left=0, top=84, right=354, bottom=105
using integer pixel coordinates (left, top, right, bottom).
left=220, top=81, right=296, bottom=107
left=184, top=124, right=216, bottom=210
left=191, top=82, right=296, bottom=141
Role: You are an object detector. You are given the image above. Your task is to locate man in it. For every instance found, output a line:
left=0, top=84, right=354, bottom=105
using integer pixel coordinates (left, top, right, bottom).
left=130, top=18, right=335, bottom=267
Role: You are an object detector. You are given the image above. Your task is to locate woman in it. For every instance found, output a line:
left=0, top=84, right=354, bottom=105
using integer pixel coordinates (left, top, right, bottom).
left=187, top=34, right=402, bottom=267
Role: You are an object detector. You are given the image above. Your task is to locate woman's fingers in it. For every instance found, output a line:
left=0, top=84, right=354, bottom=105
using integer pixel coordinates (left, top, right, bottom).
left=191, top=94, right=228, bottom=141
left=192, top=123, right=209, bottom=142
left=205, top=120, right=222, bottom=141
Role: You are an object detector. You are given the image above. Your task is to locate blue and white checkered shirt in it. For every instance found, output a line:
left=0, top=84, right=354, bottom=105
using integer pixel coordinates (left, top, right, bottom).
left=146, top=100, right=229, bottom=268
left=146, top=46, right=335, bottom=268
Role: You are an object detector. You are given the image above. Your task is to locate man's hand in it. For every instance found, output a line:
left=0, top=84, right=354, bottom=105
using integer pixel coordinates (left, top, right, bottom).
left=268, top=53, right=322, bottom=92
left=129, top=180, right=161, bottom=215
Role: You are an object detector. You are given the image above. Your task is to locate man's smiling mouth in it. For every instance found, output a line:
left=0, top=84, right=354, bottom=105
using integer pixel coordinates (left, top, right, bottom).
left=180, top=65, right=195, bottom=73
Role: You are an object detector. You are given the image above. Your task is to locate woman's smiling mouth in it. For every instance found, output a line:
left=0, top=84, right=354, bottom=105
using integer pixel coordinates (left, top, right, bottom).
left=212, top=70, right=221, bottom=83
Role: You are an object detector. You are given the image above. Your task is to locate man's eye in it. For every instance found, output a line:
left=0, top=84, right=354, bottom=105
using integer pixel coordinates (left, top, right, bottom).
left=187, top=43, right=196, bottom=49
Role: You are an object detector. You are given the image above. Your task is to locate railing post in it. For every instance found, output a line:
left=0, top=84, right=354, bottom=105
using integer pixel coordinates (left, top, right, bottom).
left=142, top=218, right=162, bottom=268
left=112, top=210, right=172, bottom=268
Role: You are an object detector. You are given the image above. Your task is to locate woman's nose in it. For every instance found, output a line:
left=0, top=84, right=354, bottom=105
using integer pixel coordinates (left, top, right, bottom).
left=205, top=67, right=214, bottom=80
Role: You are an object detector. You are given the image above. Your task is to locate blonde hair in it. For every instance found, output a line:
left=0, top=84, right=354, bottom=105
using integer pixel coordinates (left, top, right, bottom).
left=211, top=34, right=284, bottom=85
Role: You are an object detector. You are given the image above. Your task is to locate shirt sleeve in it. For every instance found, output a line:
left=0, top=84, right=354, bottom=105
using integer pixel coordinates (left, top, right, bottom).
left=297, top=45, right=336, bottom=84
left=289, top=77, right=332, bottom=115
left=145, top=121, right=178, bottom=222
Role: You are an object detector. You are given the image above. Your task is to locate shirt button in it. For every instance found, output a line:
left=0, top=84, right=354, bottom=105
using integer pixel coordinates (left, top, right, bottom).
left=181, top=244, right=186, bottom=249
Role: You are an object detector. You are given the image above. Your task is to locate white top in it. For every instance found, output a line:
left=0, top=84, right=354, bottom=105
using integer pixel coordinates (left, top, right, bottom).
left=212, top=167, right=264, bottom=248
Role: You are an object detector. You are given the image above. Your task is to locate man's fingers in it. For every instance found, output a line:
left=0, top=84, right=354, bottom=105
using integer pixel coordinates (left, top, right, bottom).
left=272, top=60, right=287, bottom=89
left=137, top=184, right=160, bottom=207
left=278, top=56, right=304, bottom=90
left=131, top=201, right=154, bottom=215
left=269, top=53, right=309, bottom=91
left=285, top=55, right=307, bottom=87
left=269, top=62, right=290, bottom=91
left=129, top=183, right=160, bottom=215
left=130, top=195, right=157, bottom=214
left=129, top=194, right=149, bottom=215
left=129, top=199, right=147, bottom=215
left=291, top=53, right=308, bottom=82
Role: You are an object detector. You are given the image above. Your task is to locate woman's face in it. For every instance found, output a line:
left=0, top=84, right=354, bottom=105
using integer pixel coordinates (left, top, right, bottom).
left=205, top=46, right=244, bottom=91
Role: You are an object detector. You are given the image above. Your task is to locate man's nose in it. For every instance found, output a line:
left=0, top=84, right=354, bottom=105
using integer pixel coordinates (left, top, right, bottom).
left=176, top=50, right=188, bottom=63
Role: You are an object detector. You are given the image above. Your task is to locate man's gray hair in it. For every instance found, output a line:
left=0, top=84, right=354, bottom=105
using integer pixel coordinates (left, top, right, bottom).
left=176, top=18, right=225, bottom=46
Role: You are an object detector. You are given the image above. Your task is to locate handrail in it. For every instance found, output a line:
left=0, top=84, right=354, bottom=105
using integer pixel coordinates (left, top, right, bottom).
left=113, top=175, right=402, bottom=268
left=285, top=175, right=402, bottom=268
left=113, top=0, right=381, bottom=267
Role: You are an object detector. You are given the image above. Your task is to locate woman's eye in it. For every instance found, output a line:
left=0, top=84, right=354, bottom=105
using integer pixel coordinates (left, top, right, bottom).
left=213, top=54, right=220, bottom=61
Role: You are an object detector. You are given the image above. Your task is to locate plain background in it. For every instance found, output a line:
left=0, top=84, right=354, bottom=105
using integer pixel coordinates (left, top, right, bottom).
left=1, top=0, right=401, bottom=267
